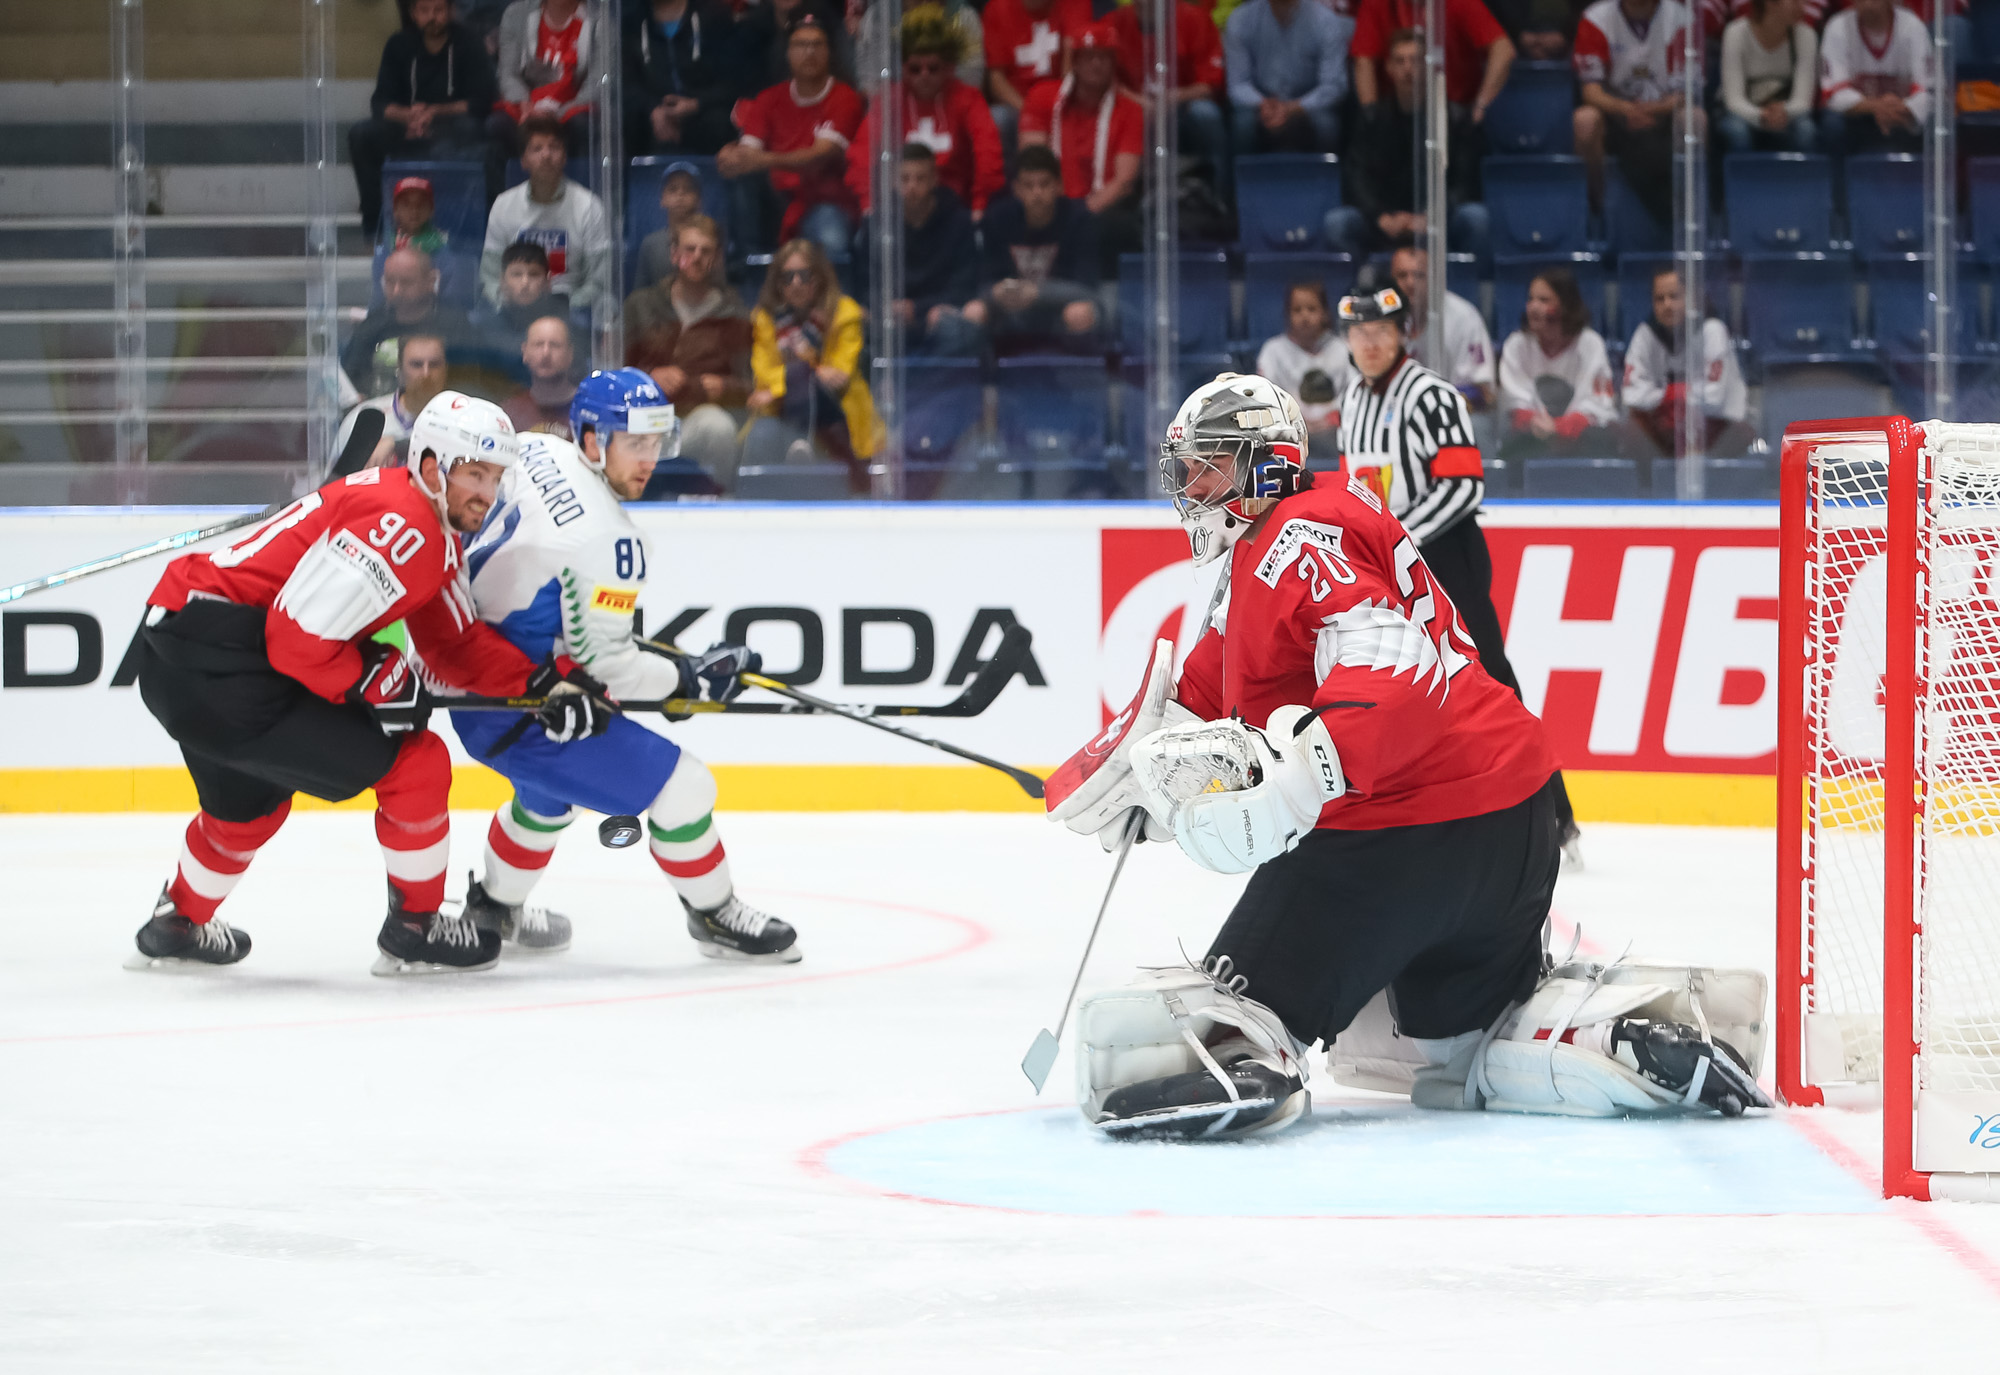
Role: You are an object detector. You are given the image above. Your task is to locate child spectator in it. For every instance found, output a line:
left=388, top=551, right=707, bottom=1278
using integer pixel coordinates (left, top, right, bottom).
left=1717, top=0, right=1818, bottom=153
left=1255, top=281, right=1354, bottom=458
left=1392, top=242, right=1496, bottom=409
left=388, top=177, right=448, bottom=255
left=1105, top=0, right=1230, bottom=201
left=342, top=246, right=474, bottom=398
left=337, top=332, right=450, bottom=469
left=491, top=0, right=596, bottom=154
left=1224, top=0, right=1356, bottom=155
left=632, top=162, right=706, bottom=291
left=481, top=114, right=614, bottom=312
left=624, top=215, right=755, bottom=479
left=503, top=315, right=582, bottom=438
left=1817, top=0, right=1932, bottom=158
left=746, top=239, right=883, bottom=482
left=965, top=146, right=1100, bottom=352
left=1621, top=267, right=1752, bottom=458
left=1499, top=267, right=1619, bottom=457
left=983, top=0, right=1092, bottom=150
left=719, top=15, right=867, bottom=259
left=476, top=242, right=572, bottom=380
left=849, top=5, right=1006, bottom=219
left=1351, top=0, right=1514, bottom=124
left=1573, top=0, right=1689, bottom=219
left=624, top=0, right=741, bottom=156
left=1019, top=23, right=1143, bottom=269
left=349, top=0, right=498, bottom=236
left=856, top=145, right=982, bottom=355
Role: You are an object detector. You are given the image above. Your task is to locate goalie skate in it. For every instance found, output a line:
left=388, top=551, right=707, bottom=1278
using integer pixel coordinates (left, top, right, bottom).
left=372, top=885, right=501, bottom=975
left=125, top=885, right=251, bottom=970
left=1095, top=1055, right=1303, bottom=1139
left=464, top=875, right=572, bottom=953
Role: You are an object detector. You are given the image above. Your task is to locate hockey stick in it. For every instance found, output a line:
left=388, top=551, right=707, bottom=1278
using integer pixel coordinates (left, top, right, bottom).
left=1020, top=808, right=1142, bottom=1092
left=0, top=407, right=386, bottom=606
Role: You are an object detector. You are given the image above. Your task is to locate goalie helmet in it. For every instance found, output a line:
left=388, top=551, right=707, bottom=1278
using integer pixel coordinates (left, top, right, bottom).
left=1159, top=373, right=1310, bottom=567
left=407, top=391, right=520, bottom=505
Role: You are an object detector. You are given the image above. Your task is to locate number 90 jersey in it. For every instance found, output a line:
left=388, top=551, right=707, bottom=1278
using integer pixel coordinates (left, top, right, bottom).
left=460, top=434, right=683, bottom=700
left=1174, top=473, right=1557, bottom=831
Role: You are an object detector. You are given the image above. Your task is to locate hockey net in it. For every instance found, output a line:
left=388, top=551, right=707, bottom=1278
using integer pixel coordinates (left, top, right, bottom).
left=1780, top=416, right=2000, bottom=1199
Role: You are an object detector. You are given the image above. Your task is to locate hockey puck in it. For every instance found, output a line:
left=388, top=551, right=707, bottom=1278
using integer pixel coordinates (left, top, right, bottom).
left=599, top=815, right=643, bottom=849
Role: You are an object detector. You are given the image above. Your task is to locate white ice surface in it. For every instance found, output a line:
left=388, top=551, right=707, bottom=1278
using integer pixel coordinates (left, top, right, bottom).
left=3, top=814, right=1997, bottom=1371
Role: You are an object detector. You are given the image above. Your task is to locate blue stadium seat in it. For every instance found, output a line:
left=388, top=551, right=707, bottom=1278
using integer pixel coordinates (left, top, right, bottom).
left=379, top=161, right=490, bottom=248
left=626, top=155, right=733, bottom=284
left=897, top=357, right=986, bottom=463
left=1724, top=154, right=1833, bottom=253
left=1741, top=253, right=1860, bottom=365
left=1613, top=252, right=1675, bottom=342
left=732, top=463, right=856, bottom=500
left=1758, top=363, right=1892, bottom=450
left=1235, top=154, right=1342, bottom=251
left=1651, top=457, right=1780, bottom=500
left=1970, top=158, right=2000, bottom=263
left=1493, top=255, right=1606, bottom=339
left=1480, top=61, right=1575, bottom=155
left=1119, top=252, right=1232, bottom=354
left=1483, top=157, right=1592, bottom=258
left=1846, top=154, right=1924, bottom=256
left=1521, top=458, right=1641, bottom=499
left=1866, top=254, right=1982, bottom=360
left=1118, top=355, right=1235, bottom=460
left=1243, top=253, right=1357, bottom=345
left=1603, top=166, right=1670, bottom=258
left=996, top=355, right=1110, bottom=470
left=1976, top=5, right=2000, bottom=62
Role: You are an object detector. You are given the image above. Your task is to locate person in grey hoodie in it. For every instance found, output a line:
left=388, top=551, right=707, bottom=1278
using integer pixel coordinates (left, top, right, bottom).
left=480, top=113, right=613, bottom=314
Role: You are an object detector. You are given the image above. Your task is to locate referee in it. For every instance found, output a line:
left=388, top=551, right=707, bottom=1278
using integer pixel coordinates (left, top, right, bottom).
left=1335, top=286, right=1579, bottom=848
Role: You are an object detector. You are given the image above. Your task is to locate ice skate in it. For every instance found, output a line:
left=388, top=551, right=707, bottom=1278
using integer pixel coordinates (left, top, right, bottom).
left=683, top=894, right=800, bottom=964
left=373, top=884, right=501, bottom=975
left=126, top=885, right=251, bottom=969
left=464, top=874, right=572, bottom=954
left=1096, top=1054, right=1307, bottom=1140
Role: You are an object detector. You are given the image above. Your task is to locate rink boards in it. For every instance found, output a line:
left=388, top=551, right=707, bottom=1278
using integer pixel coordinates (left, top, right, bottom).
left=0, top=501, right=1781, bottom=822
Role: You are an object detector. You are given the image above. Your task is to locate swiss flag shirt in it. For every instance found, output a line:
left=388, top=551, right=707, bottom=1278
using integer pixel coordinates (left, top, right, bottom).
left=1105, top=2, right=1226, bottom=93
left=148, top=466, right=534, bottom=703
left=732, top=78, right=866, bottom=221
left=1175, top=476, right=1557, bottom=830
left=984, top=0, right=1093, bottom=97
left=847, top=80, right=1005, bottom=213
left=1019, top=80, right=1145, bottom=198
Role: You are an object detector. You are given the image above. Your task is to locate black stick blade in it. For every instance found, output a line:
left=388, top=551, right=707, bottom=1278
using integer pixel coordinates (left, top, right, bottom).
left=328, top=406, right=386, bottom=483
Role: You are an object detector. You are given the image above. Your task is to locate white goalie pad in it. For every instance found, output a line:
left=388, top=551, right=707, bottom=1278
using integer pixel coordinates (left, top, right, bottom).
left=1075, top=963, right=1311, bottom=1137
left=1325, top=990, right=1484, bottom=1096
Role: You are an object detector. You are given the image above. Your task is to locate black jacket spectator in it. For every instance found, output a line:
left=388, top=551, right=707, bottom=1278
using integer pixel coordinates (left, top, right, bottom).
left=349, top=0, right=501, bottom=235
left=902, top=187, right=977, bottom=322
left=979, top=194, right=1100, bottom=292
left=623, top=0, right=741, bottom=156
left=368, top=23, right=498, bottom=120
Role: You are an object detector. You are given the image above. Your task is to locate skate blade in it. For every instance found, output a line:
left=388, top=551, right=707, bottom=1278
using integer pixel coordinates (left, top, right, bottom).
left=504, top=937, right=572, bottom=955
left=123, top=952, right=241, bottom=973
left=1094, top=1095, right=1280, bottom=1137
left=694, top=940, right=803, bottom=965
left=370, top=952, right=501, bottom=977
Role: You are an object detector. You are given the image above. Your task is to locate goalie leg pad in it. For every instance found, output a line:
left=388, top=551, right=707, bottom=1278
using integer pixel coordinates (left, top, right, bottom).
left=1077, top=963, right=1311, bottom=1140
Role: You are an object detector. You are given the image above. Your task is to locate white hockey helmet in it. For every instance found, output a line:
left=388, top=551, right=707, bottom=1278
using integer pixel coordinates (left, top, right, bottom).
left=1160, top=373, right=1311, bottom=567
left=407, top=391, right=520, bottom=502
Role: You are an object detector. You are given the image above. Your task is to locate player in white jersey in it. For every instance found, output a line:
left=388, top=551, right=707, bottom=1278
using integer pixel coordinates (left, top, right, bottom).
left=449, top=368, right=802, bottom=963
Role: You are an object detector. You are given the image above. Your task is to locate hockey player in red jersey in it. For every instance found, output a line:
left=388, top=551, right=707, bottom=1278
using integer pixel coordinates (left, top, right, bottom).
left=131, top=392, right=612, bottom=975
left=1046, top=373, right=1771, bottom=1137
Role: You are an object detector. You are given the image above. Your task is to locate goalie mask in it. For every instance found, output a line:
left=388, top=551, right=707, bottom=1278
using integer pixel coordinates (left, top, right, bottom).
left=1160, top=374, right=1311, bottom=567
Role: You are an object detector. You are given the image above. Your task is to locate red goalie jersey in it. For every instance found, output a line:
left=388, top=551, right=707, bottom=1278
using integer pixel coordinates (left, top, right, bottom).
left=148, top=467, right=534, bottom=703
left=1176, top=473, right=1556, bottom=830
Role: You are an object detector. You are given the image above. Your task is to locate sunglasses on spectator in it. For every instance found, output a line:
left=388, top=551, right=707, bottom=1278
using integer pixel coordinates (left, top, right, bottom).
left=780, top=268, right=815, bottom=284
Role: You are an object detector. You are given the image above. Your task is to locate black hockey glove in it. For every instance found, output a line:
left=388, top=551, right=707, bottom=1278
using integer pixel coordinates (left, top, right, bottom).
left=350, top=641, right=431, bottom=737
left=525, top=655, right=616, bottom=744
left=669, top=641, right=763, bottom=704
left=1611, top=1019, right=1774, bottom=1118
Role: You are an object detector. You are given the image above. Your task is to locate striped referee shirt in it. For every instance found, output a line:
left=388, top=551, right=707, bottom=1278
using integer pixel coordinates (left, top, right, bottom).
left=1335, top=352, right=1485, bottom=547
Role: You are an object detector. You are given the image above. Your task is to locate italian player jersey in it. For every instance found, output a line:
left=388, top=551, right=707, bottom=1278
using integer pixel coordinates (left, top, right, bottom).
left=147, top=466, right=533, bottom=704
left=1175, top=474, right=1556, bottom=830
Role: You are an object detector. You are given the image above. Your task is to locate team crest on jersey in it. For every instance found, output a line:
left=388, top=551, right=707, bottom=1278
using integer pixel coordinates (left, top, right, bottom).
left=590, top=585, right=639, bottom=615
left=1254, top=519, right=1358, bottom=590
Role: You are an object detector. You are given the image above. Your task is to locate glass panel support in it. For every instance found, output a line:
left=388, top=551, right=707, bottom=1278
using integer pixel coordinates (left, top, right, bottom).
left=302, top=0, right=339, bottom=486
left=1421, top=0, right=1446, bottom=359
left=1674, top=8, right=1706, bottom=498
left=1925, top=1, right=1956, bottom=422
left=1140, top=0, right=1179, bottom=497
left=111, top=0, right=146, bottom=501
left=866, top=0, right=904, bottom=499
left=589, top=0, right=626, bottom=371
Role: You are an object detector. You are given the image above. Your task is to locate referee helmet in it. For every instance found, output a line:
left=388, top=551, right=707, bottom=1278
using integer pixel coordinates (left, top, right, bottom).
left=1337, top=286, right=1408, bottom=330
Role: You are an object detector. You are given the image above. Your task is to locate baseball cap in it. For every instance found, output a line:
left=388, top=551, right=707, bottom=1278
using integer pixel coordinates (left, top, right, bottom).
left=392, top=175, right=434, bottom=201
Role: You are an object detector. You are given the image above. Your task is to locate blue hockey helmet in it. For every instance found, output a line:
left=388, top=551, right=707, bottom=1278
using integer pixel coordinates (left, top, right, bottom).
left=568, top=368, right=681, bottom=468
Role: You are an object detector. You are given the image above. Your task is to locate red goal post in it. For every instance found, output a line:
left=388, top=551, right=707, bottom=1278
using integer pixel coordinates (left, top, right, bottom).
left=1779, top=416, right=2000, bottom=1202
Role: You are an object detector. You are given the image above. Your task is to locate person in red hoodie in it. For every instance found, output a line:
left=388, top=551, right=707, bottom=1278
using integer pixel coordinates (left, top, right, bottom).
left=1105, top=0, right=1231, bottom=201
left=131, top=392, right=610, bottom=976
left=847, top=4, right=1004, bottom=219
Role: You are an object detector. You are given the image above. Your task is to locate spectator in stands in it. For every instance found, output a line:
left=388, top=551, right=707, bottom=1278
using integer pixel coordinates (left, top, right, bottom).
left=1020, top=23, right=1143, bottom=270
left=719, top=15, right=866, bottom=259
left=490, top=0, right=595, bottom=156
left=632, top=162, right=706, bottom=290
left=389, top=177, right=448, bottom=254
left=1717, top=0, right=1817, bottom=153
left=1106, top=0, right=1231, bottom=202
left=1326, top=29, right=1492, bottom=259
left=1498, top=266, right=1619, bottom=457
left=338, top=331, right=450, bottom=469
left=1352, top=0, right=1514, bottom=127
left=1817, top=0, right=1932, bottom=158
left=856, top=144, right=982, bottom=354
left=350, top=0, right=498, bottom=237
left=624, top=214, right=754, bottom=480
left=964, top=144, right=1100, bottom=351
left=741, top=0, right=856, bottom=89
left=983, top=0, right=1090, bottom=153
left=849, top=6, right=1006, bottom=220
left=856, top=0, right=986, bottom=96
left=624, top=0, right=740, bottom=157
left=1391, top=243, right=1496, bottom=410
left=475, top=241, right=572, bottom=372
left=1573, top=0, right=1691, bottom=219
left=501, top=315, right=582, bottom=438
left=1487, top=0, right=1590, bottom=59
left=342, top=246, right=474, bottom=398
left=1621, top=266, right=1752, bottom=459
left=745, top=239, right=882, bottom=482
left=1255, top=281, right=1353, bottom=458
left=1224, top=0, right=1354, bottom=156
left=481, top=114, right=614, bottom=312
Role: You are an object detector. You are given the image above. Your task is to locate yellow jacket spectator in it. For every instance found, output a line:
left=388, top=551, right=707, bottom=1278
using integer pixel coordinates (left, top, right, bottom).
left=746, top=239, right=882, bottom=484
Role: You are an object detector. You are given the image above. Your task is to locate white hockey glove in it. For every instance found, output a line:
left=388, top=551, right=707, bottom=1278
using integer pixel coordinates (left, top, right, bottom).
left=1132, top=704, right=1346, bottom=874
left=1044, top=637, right=1189, bottom=850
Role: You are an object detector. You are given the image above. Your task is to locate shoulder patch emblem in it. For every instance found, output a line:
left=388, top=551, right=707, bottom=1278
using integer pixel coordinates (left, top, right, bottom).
left=345, top=468, right=383, bottom=486
left=589, top=585, right=640, bottom=615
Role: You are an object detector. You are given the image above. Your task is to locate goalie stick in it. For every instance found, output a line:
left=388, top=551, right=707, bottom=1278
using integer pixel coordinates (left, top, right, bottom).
left=0, top=407, right=386, bottom=606
left=1020, top=808, right=1142, bottom=1091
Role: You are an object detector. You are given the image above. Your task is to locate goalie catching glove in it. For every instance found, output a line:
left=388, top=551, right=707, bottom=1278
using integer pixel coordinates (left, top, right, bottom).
left=1131, top=704, right=1346, bottom=874
left=1044, top=638, right=1191, bottom=849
